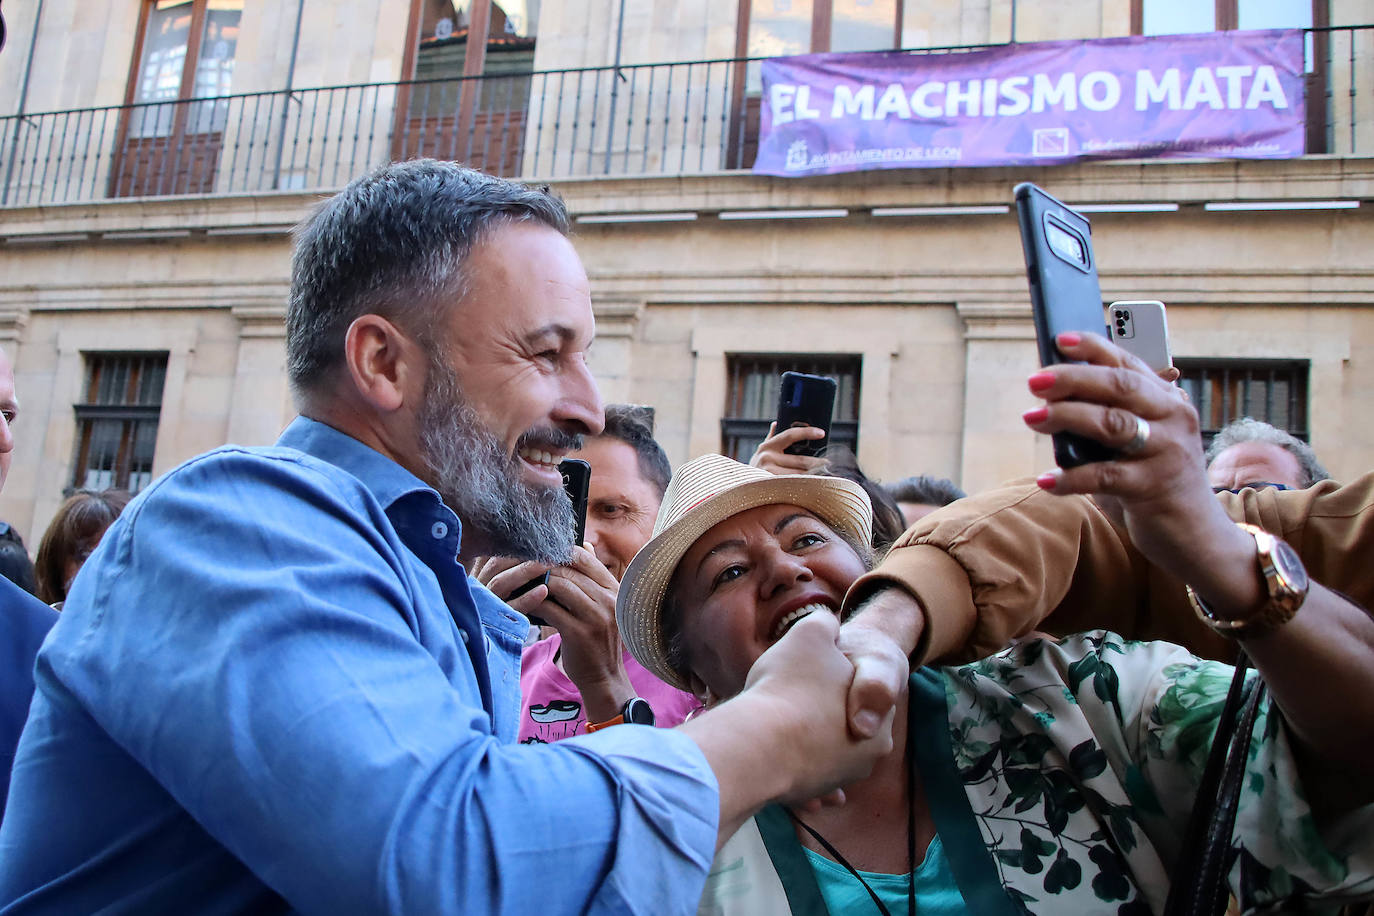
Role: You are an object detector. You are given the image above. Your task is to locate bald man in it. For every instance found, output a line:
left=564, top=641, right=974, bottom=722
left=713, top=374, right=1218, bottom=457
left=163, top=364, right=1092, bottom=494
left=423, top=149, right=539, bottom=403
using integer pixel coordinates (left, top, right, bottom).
left=0, top=346, right=59, bottom=815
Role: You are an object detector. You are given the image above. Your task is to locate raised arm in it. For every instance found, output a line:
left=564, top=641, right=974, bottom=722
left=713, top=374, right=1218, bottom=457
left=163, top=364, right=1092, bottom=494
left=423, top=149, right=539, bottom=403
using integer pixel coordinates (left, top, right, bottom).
left=1024, top=331, right=1374, bottom=784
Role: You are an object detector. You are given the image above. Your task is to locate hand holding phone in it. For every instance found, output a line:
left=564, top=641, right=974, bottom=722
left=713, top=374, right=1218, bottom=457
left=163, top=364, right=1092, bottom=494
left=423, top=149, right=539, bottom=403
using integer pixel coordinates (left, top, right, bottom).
left=776, top=371, right=838, bottom=458
left=1014, top=182, right=1115, bottom=468
left=508, top=459, right=592, bottom=620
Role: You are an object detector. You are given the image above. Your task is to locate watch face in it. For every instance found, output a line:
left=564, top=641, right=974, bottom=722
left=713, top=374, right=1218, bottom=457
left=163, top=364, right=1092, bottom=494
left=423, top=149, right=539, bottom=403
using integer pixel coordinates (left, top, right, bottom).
left=1272, top=539, right=1309, bottom=593
left=624, top=698, right=655, bottom=726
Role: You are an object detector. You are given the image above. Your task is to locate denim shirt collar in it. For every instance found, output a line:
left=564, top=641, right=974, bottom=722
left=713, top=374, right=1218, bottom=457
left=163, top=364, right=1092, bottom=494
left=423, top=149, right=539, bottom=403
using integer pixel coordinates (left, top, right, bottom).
left=277, top=416, right=445, bottom=514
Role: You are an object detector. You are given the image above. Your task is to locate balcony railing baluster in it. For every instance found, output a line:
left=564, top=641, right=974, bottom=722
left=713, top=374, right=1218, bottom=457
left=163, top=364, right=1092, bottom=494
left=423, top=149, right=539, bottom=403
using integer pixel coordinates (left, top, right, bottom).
left=1, top=28, right=1369, bottom=207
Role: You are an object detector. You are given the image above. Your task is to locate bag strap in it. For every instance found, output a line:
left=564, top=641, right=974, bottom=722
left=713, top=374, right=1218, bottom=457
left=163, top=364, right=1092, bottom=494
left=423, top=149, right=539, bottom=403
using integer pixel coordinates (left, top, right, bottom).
left=1163, top=650, right=1264, bottom=916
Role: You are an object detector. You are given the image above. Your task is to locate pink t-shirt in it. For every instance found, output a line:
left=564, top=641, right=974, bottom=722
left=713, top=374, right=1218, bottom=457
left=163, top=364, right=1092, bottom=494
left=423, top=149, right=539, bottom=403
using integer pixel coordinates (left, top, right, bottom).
left=518, top=633, right=701, bottom=744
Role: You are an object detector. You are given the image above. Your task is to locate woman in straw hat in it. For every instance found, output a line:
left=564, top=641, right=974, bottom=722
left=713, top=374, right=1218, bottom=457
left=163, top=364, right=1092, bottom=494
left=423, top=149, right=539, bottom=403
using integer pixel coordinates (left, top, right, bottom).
left=617, top=333, right=1374, bottom=915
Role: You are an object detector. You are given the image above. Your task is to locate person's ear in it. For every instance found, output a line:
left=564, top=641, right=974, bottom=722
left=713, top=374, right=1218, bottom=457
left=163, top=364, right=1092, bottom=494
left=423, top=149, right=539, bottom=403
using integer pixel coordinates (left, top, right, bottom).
left=342, top=315, right=421, bottom=413
left=687, top=672, right=716, bottom=708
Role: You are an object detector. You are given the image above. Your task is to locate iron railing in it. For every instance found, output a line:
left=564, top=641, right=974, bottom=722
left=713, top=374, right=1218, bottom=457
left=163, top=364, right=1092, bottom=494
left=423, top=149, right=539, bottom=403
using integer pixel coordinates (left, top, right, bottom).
left=1, top=25, right=1370, bottom=208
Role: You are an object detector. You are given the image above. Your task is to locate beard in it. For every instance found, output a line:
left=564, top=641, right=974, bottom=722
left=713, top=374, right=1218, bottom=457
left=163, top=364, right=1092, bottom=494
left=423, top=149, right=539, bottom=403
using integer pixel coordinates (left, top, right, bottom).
left=416, top=355, right=580, bottom=564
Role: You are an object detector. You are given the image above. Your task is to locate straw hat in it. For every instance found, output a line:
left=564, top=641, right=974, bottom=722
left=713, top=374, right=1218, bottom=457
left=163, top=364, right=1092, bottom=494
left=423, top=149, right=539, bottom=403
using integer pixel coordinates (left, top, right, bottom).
left=616, top=453, right=872, bottom=692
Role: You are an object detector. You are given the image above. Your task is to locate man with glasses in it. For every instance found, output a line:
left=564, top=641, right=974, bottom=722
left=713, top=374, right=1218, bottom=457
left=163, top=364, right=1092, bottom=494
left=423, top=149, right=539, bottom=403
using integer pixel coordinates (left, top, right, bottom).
left=1205, top=417, right=1331, bottom=493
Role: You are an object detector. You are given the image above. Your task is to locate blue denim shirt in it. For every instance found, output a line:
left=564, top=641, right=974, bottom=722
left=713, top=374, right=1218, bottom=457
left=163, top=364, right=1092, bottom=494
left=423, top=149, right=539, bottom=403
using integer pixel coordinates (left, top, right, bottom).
left=0, top=577, right=56, bottom=817
left=0, top=418, right=717, bottom=914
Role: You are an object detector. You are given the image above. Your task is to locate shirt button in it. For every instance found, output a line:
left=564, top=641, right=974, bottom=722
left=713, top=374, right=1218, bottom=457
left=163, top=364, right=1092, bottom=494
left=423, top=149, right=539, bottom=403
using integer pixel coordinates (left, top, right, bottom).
left=459, top=629, right=470, bottom=644
left=431, top=521, right=449, bottom=539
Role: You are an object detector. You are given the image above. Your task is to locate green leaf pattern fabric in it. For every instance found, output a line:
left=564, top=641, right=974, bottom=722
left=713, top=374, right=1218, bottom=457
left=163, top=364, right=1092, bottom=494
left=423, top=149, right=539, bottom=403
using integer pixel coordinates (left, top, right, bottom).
left=940, top=632, right=1374, bottom=914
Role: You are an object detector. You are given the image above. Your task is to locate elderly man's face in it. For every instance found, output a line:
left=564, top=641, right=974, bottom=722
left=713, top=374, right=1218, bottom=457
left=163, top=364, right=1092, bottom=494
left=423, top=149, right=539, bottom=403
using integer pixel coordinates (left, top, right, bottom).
left=577, top=436, right=661, bottom=581
left=417, top=222, right=604, bottom=562
left=1206, top=441, right=1305, bottom=492
left=0, top=349, right=17, bottom=492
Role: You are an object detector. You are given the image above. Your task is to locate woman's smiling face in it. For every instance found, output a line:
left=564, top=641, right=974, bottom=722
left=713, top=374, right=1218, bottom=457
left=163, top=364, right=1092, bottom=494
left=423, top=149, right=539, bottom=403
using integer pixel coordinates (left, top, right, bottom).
left=669, top=503, right=868, bottom=701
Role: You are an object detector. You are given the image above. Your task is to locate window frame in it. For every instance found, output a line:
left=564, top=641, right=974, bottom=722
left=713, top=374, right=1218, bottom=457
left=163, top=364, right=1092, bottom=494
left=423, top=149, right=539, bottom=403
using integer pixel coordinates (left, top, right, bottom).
left=69, top=352, right=170, bottom=496
left=727, top=0, right=905, bottom=168
left=1174, top=356, right=1310, bottom=450
left=112, top=0, right=242, bottom=196
left=720, top=353, right=863, bottom=462
left=1128, top=0, right=1329, bottom=151
left=394, top=0, right=534, bottom=172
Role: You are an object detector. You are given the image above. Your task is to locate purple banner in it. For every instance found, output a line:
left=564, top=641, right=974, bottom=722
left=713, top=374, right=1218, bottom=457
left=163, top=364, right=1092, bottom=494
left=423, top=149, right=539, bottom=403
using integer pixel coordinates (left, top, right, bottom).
left=754, top=29, right=1305, bottom=177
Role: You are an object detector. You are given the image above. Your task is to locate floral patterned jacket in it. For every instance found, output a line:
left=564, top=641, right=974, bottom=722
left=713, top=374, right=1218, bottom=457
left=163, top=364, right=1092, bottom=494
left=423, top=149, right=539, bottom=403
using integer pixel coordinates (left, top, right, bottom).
left=699, top=633, right=1374, bottom=915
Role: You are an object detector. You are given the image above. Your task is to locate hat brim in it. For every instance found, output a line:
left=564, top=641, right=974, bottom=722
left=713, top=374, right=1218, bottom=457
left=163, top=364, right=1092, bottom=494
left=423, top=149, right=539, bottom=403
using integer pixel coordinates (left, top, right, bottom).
left=616, top=473, right=872, bottom=692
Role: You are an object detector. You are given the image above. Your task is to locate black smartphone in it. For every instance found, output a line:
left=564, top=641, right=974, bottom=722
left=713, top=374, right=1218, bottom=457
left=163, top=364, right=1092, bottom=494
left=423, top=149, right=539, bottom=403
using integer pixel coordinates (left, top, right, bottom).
left=509, top=459, right=592, bottom=624
left=776, top=371, right=838, bottom=457
left=1014, top=181, right=1115, bottom=468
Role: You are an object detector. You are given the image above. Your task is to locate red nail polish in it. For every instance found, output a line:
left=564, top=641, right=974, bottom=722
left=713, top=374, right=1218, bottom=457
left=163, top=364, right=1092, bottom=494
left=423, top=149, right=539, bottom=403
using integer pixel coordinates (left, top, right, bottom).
left=1022, top=406, right=1049, bottom=424
left=1036, top=472, right=1058, bottom=491
left=1057, top=332, right=1082, bottom=347
left=1027, top=371, right=1055, bottom=392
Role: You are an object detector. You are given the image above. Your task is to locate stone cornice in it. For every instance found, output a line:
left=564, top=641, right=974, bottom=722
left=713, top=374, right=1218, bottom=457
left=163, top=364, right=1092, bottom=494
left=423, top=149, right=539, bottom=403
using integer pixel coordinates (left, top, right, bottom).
left=231, top=304, right=288, bottom=338
left=1, top=158, right=1370, bottom=243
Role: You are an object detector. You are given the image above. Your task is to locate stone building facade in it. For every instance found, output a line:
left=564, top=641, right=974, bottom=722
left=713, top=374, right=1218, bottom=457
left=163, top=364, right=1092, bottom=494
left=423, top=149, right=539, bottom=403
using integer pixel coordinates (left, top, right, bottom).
left=1, top=0, right=1371, bottom=544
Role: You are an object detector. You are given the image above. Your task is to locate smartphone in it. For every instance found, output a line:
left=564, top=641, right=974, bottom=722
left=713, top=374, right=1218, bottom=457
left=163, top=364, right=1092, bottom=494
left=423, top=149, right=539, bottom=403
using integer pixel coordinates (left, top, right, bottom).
left=1014, top=181, right=1115, bottom=468
left=776, top=371, right=838, bottom=457
left=508, top=459, right=592, bottom=621
left=1108, top=300, right=1173, bottom=374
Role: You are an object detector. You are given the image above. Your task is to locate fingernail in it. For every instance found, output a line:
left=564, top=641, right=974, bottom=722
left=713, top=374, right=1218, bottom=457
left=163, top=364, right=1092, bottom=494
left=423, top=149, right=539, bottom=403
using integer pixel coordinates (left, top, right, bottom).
left=853, top=710, right=881, bottom=737
left=1022, top=406, right=1049, bottom=425
left=1057, top=332, right=1082, bottom=347
left=1027, top=370, right=1055, bottom=392
left=1036, top=472, right=1059, bottom=491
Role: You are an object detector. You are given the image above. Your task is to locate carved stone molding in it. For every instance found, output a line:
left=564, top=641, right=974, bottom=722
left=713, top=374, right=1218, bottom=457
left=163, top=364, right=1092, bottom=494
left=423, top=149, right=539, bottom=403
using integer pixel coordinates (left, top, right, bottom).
left=231, top=304, right=288, bottom=339
left=0, top=309, right=29, bottom=344
left=594, top=299, right=644, bottom=339
left=956, top=301, right=1036, bottom=341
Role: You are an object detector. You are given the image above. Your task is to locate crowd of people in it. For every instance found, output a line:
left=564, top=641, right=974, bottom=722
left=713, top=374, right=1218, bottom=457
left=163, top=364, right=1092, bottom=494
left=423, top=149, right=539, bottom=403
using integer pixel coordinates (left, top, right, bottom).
left=0, top=159, right=1369, bottom=914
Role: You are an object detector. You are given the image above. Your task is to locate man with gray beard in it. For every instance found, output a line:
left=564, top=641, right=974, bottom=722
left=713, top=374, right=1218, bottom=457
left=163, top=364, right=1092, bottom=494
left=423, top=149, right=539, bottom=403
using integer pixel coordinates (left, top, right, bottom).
left=0, top=161, right=897, bottom=915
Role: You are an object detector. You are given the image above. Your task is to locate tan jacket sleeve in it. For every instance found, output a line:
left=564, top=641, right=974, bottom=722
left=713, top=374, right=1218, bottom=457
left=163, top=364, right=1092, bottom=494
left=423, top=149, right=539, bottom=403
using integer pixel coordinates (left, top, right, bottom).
left=844, top=472, right=1374, bottom=665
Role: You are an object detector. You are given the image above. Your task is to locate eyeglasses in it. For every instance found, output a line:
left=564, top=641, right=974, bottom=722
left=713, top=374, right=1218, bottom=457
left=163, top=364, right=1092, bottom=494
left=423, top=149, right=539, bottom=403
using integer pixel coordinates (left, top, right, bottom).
left=1212, top=482, right=1293, bottom=495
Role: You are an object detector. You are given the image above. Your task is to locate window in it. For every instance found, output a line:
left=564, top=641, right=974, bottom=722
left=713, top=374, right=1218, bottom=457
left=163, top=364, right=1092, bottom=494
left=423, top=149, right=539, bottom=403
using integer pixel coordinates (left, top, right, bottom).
left=1131, top=0, right=1327, bottom=150
left=114, top=0, right=243, bottom=196
left=721, top=354, right=862, bottom=462
left=1175, top=358, right=1309, bottom=449
left=1133, top=0, right=1317, bottom=34
left=728, top=0, right=903, bottom=167
left=71, top=354, right=168, bottom=495
left=396, top=0, right=538, bottom=174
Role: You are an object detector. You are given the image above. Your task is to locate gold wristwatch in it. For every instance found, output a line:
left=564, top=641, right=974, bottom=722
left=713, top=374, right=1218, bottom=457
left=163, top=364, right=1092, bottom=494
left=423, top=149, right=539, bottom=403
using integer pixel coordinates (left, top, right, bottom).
left=1187, top=522, right=1309, bottom=638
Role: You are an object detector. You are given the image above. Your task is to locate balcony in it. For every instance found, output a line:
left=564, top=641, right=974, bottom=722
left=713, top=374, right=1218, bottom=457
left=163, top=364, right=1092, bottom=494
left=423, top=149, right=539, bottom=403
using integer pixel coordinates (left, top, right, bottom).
left=1, top=26, right=1370, bottom=208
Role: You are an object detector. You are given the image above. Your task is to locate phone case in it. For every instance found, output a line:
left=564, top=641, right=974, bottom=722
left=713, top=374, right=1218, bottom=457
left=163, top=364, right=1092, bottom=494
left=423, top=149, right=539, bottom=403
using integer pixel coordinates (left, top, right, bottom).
left=1014, top=181, right=1116, bottom=468
left=776, top=371, right=837, bottom=457
left=510, top=459, right=592, bottom=616
left=1108, top=300, right=1173, bottom=373
left=559, top=458, right=591, bottom=546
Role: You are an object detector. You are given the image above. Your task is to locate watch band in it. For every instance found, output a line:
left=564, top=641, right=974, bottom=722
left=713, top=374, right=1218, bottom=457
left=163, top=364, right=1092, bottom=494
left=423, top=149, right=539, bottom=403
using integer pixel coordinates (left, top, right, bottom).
left=584, top=713, right=623, bottom=733
left=585, top=697, right=655, bottom=732
left=1187, top=522, right=1308, bottom=639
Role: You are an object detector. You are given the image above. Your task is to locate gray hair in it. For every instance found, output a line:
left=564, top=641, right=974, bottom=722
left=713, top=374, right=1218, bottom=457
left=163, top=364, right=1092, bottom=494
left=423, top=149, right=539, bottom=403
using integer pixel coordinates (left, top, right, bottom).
left=1204, top=417, right=1330, bottom=488
left=286, top=159, right=570, bottom=399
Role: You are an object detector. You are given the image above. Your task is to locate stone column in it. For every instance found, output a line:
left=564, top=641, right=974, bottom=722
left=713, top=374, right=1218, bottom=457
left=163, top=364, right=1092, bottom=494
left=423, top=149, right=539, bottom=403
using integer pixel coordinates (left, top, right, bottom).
left=226, top=304, right=292, bottom=447
left=589, top=299, right=644, bottom=408
left=956, top=302, right=1049, bottom=492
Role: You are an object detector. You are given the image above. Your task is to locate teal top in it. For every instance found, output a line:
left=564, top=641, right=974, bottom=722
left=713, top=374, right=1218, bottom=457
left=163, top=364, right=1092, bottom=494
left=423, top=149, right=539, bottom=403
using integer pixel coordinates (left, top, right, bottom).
left=802, top=835, right=969, bottom=916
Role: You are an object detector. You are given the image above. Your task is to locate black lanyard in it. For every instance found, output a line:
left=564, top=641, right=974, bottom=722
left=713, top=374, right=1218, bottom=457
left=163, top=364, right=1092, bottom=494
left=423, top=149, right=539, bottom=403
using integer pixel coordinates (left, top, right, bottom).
left=788, top=725, right=918, bottom=916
